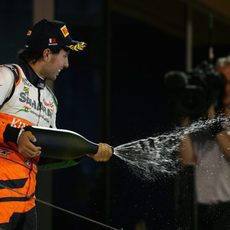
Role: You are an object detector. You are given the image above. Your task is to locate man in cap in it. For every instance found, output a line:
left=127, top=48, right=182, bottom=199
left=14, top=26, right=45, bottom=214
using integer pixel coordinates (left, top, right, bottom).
left=0, top=19, right=112, bottom=229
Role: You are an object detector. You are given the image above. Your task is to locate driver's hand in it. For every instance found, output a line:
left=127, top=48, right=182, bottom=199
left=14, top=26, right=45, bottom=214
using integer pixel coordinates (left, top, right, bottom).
left=18, top=131, right=41, bottom=158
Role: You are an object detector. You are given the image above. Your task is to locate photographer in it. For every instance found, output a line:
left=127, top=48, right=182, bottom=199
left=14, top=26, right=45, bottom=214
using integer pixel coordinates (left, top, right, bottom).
left=168, top=60, right=230, bottom=230
left=165, top=61, right=226, bottom=122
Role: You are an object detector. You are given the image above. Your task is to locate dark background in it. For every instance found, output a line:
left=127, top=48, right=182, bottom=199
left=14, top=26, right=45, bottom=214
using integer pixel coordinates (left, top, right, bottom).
left=1, top=0, right=230, bottom=229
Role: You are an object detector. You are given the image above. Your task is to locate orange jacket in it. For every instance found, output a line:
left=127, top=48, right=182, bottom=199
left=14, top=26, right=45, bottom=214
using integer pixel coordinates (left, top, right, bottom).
left=0, top=62, right=57, bottom=223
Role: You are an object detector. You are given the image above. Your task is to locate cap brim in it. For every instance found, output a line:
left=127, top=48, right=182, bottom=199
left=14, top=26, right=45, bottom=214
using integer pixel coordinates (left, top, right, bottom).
left=65, top=40, right=87, bottom=52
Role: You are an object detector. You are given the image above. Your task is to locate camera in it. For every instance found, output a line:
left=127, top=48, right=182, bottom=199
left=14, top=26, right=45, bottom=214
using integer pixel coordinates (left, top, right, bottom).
left=164, top=61, right=226, bottom=120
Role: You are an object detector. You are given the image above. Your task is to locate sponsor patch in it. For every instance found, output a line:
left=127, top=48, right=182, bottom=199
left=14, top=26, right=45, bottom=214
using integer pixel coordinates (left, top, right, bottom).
left=60, top=25, right=69, bottom=37
left=16, top=106, right=31, bottom=114
left=67, top=42, right=86, bottom=51
left=23, top=86, right=29, bottom=94
left=43, top=99, right=54, bottom=112
left=49, top=37, right=57, bottom=45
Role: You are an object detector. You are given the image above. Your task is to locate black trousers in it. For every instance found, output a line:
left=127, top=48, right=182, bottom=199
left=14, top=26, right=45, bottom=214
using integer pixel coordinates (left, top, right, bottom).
left=198, top=202, right=230, bottom=230
left=0, top=207, right=37, bottom=230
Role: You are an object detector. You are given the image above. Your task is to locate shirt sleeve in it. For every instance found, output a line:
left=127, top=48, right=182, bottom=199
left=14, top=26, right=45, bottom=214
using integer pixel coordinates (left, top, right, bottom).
left=0, top=66, right=15, bottom=106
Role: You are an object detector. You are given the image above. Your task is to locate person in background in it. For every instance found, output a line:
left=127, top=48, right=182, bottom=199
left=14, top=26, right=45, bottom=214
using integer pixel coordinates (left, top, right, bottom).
left=216, top=56, right=230, bottom=115
left=0, top=19, right=112, bottom=230
left=179, top=57, right=230, bottom=230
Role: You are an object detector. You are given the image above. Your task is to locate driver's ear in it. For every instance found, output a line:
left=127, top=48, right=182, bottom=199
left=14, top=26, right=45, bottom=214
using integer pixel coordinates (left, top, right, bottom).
left=43, top=48, right=52, bottom=62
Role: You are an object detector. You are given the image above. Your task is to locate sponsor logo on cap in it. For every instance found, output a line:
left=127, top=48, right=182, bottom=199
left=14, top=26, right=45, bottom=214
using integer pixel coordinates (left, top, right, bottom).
left=60, top=25, right=69, bottom=37
left=48, top=38, right=57, bottom=46
left=67, top=42, right=87, bottom=51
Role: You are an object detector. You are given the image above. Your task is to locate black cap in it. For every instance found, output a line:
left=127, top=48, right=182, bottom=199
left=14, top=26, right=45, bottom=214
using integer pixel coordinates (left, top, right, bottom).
left=25, top=19, right=86, bottom=52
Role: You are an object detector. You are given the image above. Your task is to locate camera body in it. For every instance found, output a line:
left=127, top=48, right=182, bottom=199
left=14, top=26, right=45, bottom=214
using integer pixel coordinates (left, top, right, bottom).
left=165, top=61, right=226, bottom=120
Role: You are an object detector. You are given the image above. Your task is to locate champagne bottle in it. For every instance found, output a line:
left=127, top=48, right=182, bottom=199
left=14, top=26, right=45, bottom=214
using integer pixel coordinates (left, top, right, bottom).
left=24, top=126, right=98, bottom=160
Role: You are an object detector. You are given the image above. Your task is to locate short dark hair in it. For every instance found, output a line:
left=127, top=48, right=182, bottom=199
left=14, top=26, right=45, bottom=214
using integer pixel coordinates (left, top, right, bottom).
left=17, top=47, right=68, bottom=63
